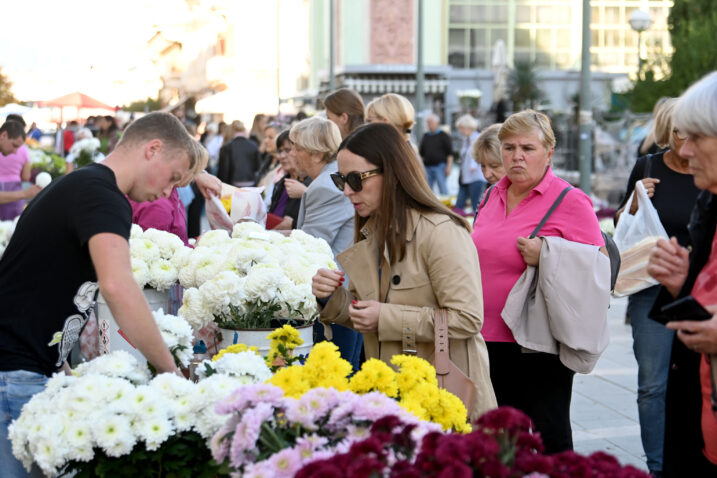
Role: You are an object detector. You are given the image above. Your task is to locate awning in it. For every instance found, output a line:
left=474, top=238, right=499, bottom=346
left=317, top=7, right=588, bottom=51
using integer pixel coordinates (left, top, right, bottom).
left=341, top=78, right=448, bottom=95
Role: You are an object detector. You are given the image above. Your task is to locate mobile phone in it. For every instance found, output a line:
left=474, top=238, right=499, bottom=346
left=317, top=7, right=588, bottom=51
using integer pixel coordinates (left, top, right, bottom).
left=657, top=296, right=713, bottom=324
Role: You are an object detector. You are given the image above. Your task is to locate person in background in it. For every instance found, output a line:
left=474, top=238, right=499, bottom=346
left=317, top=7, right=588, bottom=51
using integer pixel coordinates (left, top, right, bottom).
left=646, top=71, right=717, bottom=478
left=614, top=98, right=699, bottom=478
left=324, top=88, right=365, bottom=139
left=217, top=120, right=261, bottom=188
left=0, top=112, right=203, bottom=477
left=62, top=120, right=78, bottom=156
left=365, top=93, right=416, bottom=151
left=256, top=123, right=280, bottom=186
left=203, top=123, right=223, bottom=174
left=637, top=97, right=670, bottom=159
left=268, top=130, right=310, bottom=230
left=27, top=123, right=42, bottom=142
left=472, top=110, right=605, bottom=454
left=249, top=113, right=268, bottom=146
left=0, top=120, right=40, bottom=211
left=419, top=114, right=453, bottom=196
left=472, top=123, right=505, bottom=186
left=454, top=114, right=485, bottom=216
left=312, top=122, right=497, bottom=419
left=290, top=116, right=361, bottom=371
left=65, top=127, right=100, bottom=173
left=97, top=115, right=120, bottom=155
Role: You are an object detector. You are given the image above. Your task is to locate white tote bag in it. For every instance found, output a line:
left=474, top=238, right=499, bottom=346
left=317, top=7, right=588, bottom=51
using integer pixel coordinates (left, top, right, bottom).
left=612, top=180, right=669, bottom=297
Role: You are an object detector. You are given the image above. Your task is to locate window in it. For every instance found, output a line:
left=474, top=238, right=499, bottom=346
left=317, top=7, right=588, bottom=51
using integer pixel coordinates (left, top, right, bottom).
left=449, top=29, right=467, bottom=68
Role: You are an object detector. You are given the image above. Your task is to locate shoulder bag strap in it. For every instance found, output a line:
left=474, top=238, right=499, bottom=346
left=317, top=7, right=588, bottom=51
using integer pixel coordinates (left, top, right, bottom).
left=473, top=185, right=494, bottom=223
left=643, top=154, right=653, bottom=178
left=529, top=186, right=574, bottom=239
left=434, top=309, right=450, bottom=376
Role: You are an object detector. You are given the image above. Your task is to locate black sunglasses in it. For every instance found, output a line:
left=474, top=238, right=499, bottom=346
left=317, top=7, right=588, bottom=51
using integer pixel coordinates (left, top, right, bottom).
left=330, top=168, right=382, bottom=192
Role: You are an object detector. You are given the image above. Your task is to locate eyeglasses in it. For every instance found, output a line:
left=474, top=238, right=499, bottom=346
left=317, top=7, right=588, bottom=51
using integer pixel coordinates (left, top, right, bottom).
left=277, top=147, right=292, bottom=155
left=673, top=129, right=687, bottom=141
left=330, top=168, right=382, bottom=192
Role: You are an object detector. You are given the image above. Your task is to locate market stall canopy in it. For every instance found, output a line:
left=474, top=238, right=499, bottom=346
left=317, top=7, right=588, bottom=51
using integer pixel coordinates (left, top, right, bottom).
left=0, top=103, right=32, bottom=117
left=39, top=92, right=114, bottom=110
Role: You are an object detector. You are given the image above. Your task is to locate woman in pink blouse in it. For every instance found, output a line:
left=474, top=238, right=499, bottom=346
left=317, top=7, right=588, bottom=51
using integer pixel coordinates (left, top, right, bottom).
left=472, top=110, right=604, bottom=454
left=0, top=143, right=31, bottom=220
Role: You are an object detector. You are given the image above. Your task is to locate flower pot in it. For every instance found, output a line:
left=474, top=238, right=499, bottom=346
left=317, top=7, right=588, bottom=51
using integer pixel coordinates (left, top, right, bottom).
left=97, top=288, right=172, bottom=362
left=218, top=323, right=313, bottom=357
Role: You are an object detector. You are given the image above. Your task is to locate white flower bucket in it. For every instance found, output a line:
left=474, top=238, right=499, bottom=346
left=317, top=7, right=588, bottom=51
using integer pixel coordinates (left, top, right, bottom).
left=217, top=323, right=313, bottom=357
left=97, top=288, right=172, bottom=362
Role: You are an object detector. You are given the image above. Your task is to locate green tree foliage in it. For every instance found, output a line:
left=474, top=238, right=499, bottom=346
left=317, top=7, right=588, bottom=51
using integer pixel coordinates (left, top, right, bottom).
left=629, top=0, right=717, bottom=112
left=0, top=67, right=18, bottom=106
left=122, top=97, right=162, bottom=112
left=509, top=61, right=545, bottom=111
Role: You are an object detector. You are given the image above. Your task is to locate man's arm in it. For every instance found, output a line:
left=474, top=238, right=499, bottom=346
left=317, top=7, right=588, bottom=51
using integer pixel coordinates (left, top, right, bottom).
left=0, top=186, right=41, bottom=205
left=89, top=233, right=177, bottom=374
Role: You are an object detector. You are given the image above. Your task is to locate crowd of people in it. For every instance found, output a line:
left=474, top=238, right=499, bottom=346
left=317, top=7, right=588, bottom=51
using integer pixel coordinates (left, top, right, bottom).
left=1, top=71, right=717, bottom=478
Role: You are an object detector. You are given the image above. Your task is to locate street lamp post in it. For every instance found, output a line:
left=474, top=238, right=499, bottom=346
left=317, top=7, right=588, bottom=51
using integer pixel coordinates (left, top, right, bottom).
left=628, top=10, right=652, bottom=77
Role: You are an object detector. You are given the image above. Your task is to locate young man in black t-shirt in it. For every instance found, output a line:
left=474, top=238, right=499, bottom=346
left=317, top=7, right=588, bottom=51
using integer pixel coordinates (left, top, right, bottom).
left=0, top=112, right=207, bottom=477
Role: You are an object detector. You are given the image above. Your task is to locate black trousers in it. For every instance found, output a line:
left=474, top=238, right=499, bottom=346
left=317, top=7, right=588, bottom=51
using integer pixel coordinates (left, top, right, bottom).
left=487, top=342, right=575, bottom=454
left=187, top=182, right=204, bottom=239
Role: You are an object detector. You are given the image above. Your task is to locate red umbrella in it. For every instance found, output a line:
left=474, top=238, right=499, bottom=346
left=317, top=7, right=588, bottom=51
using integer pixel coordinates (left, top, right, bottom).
left=39, top=92, right=114, bottom=110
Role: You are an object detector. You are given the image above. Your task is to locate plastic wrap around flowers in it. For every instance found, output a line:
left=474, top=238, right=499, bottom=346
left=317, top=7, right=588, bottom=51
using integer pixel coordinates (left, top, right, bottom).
left=130, top=225, right=189, bottom=291
left=177, top=222, right=337, bottom=330
left=0, top=218, right=18, bottom=257
left=8, top=351, right=270, bottom=476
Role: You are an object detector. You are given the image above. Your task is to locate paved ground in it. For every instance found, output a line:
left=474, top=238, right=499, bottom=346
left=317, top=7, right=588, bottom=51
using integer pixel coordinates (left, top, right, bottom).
left=572, top=296, right=648, bottom=471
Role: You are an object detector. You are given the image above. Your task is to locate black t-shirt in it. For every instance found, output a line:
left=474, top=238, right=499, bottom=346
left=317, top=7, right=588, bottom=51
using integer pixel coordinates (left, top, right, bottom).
left=419, top=131, right=453, bottom=166
left=617, top=152, right=700, bottom=246
left=0, top=164, right=131, bottom=376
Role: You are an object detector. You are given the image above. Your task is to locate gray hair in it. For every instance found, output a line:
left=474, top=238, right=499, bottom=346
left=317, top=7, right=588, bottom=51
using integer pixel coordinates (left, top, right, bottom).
left=455, top=114, right=479, bottom=131
left=425, top=113, right=439, bottom=123
left=289, top=116, right=341, bottom=162
left=673, top=71, right=717, bottom=137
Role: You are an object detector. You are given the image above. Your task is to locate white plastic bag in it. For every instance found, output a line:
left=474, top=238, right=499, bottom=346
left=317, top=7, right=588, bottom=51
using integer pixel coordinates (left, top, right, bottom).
left=205, top=186, right=267, bottom=232
left=612, top=180, right=669, bottom=297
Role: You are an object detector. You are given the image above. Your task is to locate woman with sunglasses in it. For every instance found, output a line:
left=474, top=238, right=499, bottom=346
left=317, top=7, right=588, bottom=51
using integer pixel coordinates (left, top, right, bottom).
left=614, top=97, right=699, bottom=477
left=312, top=122, right=496, bottom=419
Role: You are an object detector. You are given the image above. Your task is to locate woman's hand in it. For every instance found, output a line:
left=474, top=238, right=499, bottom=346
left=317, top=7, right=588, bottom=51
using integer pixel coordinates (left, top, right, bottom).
left=285, top=179, right=307, bottom=198
left=647, top=237, right=689, bottom=298
left=312, top=268, right=345, bottom=299
left=667, top=304, right=717, bottom=354
left=517, top=236, right=542, bottom=266
left=349, top=300, right=380, bottom=333
left=195, top=172, right=222, bottom=199
left=627, top=177, right=660, bottom=214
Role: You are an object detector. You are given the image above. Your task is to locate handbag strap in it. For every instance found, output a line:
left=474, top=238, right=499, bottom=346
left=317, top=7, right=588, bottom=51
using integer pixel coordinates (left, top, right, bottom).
left=473, top=185, right=494, bottom=223
left=529, top=186, right=574, bottom=239
left=434, top=308, right=450, bottom=375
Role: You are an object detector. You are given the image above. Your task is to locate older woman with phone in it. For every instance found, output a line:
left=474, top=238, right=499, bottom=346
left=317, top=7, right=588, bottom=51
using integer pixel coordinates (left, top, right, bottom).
left=311, top=123, right=496, bottom=419
left=647, top=71, right=717, bottom=478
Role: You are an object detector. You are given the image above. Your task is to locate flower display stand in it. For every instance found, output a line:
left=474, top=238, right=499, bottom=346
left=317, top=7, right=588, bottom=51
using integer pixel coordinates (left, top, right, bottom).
left=218, top=323, right=313, bottom=356
left=97, top=288, right=172, bottom=362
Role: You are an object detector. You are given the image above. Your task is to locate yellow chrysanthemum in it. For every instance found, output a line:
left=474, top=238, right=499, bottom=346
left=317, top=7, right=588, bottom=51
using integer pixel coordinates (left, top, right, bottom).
left=268, top=365, right=309, bottom=398
left=349, top=359, right=398, bottom=397
left=212, top=343, right=259, bottom=361
left=267, top=324, right=304, bottom=348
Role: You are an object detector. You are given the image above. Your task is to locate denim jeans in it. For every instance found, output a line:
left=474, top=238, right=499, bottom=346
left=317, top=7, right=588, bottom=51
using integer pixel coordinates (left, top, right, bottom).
left=313, top=323, right=364, bottom=372
left=455, top=180, right=486, bottom=213
left=424, top=163, right=448, bottom=195
left=1, top=370, right=48, bottom=478
left=628, top=286, right=674, bottom=474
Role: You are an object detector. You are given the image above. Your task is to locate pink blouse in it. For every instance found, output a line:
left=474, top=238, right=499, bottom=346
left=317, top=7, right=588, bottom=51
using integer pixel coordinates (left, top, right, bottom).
left=0, top=145, right=30, bottom=182
left=129, top=188, right=189, bottom=245
left=472, top=168, right=604, bottom=342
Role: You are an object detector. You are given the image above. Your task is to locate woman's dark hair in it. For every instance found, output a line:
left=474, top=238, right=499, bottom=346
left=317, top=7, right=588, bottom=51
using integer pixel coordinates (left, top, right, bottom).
left=324, top=88, right=365, bottom=134
left=338, top=123, right=470, bottom=264
left=103, top=115, right=118, bottom=132
left=275, top=129, right=291, bottom=149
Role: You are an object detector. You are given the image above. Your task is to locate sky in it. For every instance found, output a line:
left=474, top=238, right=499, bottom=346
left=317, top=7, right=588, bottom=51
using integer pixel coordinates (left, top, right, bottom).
left=0, top=0, right=168, bottom=105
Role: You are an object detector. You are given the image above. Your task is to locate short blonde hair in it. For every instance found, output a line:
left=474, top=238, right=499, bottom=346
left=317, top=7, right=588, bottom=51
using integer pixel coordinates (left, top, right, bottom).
left=289, top=116, right=341, bottom=162
left=365, top=93, right=415, bottom=133
left=455, top=114, right=479, bottom=131
left=652, top=97, right=677, bottom=150
left=673, top=71, right=717, bottom=138
left=499, top=109, right=555, bottom=150
left=472, top=123, right=502, bottom=165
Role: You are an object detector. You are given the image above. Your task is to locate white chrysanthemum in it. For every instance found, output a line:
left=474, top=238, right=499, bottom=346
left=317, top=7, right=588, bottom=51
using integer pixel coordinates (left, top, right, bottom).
left=138, top=417, right=174, bottom=451
left=243, top=262, right=292, bottom=303
left=130, top=223, right=144, bottom=239
left=196, top=351, right=271, bottom=382
left=228, top=242, right=271, bottom=274
left=148, top=258, right=178, bottom=291
left=281, top=257, right=315, bottom=285
left=153, top=309, right=194, bottom=367
left=170, top=245, right=193, bottom=271
left=93, top=415, right=135, bottom=456
left=149, top=373, right=194, bottom=399
left=73, top=351, right=151, bottom=385
left=178, top=287, right=212, bottom=330
left=142, top=228, right=184, bottom=259
left=130, top=237, right=162, bottom=263
left=131, top=257, right=151, bottom=288
left=231, top=221, right=268, bottom=239
left=197, top=229, right=232, bottom=248
left=198, top=270, right=242, bottom=315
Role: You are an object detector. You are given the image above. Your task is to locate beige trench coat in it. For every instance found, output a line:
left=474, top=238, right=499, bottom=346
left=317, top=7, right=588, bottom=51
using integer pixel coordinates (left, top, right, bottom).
left=320, top=209, right=497, bottom=419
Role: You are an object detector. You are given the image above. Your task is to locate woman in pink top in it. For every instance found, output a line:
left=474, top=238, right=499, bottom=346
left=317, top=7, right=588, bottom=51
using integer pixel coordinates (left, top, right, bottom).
left=472, top=110, right=604, bottom=454
left=0, top=143, right=31, bottom=220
